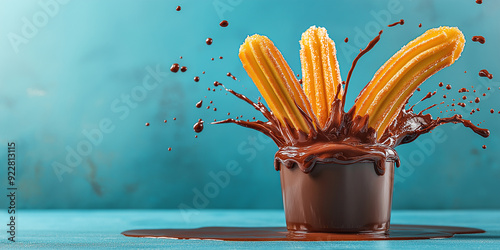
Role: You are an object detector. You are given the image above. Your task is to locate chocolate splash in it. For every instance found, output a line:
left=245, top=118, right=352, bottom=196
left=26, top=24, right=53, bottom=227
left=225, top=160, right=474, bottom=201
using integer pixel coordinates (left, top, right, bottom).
left=388, top=19, right=404, bottom=27
left=343, top=30, right=383, bottom=108
left=213, top=30, right=489, bottom=175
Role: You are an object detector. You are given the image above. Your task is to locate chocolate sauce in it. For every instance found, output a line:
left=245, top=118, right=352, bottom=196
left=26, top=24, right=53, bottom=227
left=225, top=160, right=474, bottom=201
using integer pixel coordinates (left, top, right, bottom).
left=472, top=36, right=485, bottom=44
left=180, top=66, right=187, bottom=72
left=388, top=19, right=404, bottom=27
left=193, top=119, right=204, bottom=133
left=194, top=76, right=200, bottom=82
left=175, top=6, right=181, bottom=11
left=170, top=63, right=180, bottom=72
left=206, top=38, right=213, bottom=45
left=122, top=225, right=484, bottom=241
left=275, top=144, right=398, bottom=175
left=479, top=69, right=493, bottom=79
left=219, top=20, right=229, bottom=27
left=195, top=100, right=203, bottom=108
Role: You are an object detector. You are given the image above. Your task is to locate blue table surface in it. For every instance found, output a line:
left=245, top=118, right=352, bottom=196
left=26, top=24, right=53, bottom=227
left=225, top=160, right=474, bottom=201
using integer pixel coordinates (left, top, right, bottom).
left=1, top=210, right=499, bottom=249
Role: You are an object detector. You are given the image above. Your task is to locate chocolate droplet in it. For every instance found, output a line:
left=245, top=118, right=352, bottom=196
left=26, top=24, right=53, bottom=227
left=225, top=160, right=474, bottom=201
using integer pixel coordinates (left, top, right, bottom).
left=193, top=119, right=204, bottom=133
left=195, top=100, right=203, bottom=108
left=479, top=69, right=493, bottom=79
left=219, top=20, right=229, bottom=27
left=170, top=63, right=180, bottom=73
left=206, top=38, right=213, bottom=45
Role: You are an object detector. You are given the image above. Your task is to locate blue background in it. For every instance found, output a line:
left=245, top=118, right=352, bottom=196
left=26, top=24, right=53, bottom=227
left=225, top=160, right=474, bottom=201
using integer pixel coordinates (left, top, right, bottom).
left=0, top=0, right=499, bottom=210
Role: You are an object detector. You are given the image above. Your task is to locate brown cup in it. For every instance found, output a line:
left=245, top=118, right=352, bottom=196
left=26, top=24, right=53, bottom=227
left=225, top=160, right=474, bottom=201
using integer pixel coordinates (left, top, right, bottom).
left=280, top=161, right=395, bottom=233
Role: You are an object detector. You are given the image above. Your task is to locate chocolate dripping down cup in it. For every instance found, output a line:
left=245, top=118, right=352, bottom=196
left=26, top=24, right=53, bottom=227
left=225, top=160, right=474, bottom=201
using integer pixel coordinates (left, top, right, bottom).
left=280, top=160, right=395, bottom=233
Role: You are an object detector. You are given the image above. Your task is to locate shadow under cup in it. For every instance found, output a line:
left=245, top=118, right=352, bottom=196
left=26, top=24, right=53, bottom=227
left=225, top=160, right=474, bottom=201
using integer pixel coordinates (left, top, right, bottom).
left=280, top=161, right=395, bottom=233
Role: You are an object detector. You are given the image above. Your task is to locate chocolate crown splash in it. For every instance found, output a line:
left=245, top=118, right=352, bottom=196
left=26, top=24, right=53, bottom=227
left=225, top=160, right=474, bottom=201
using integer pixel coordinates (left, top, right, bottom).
left=214, top=26, right=489, bottom=175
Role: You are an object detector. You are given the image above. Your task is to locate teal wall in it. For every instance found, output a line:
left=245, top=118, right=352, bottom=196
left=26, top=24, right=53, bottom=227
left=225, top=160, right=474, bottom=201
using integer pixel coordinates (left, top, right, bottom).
left=0, top=0, right=499, bottom=210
